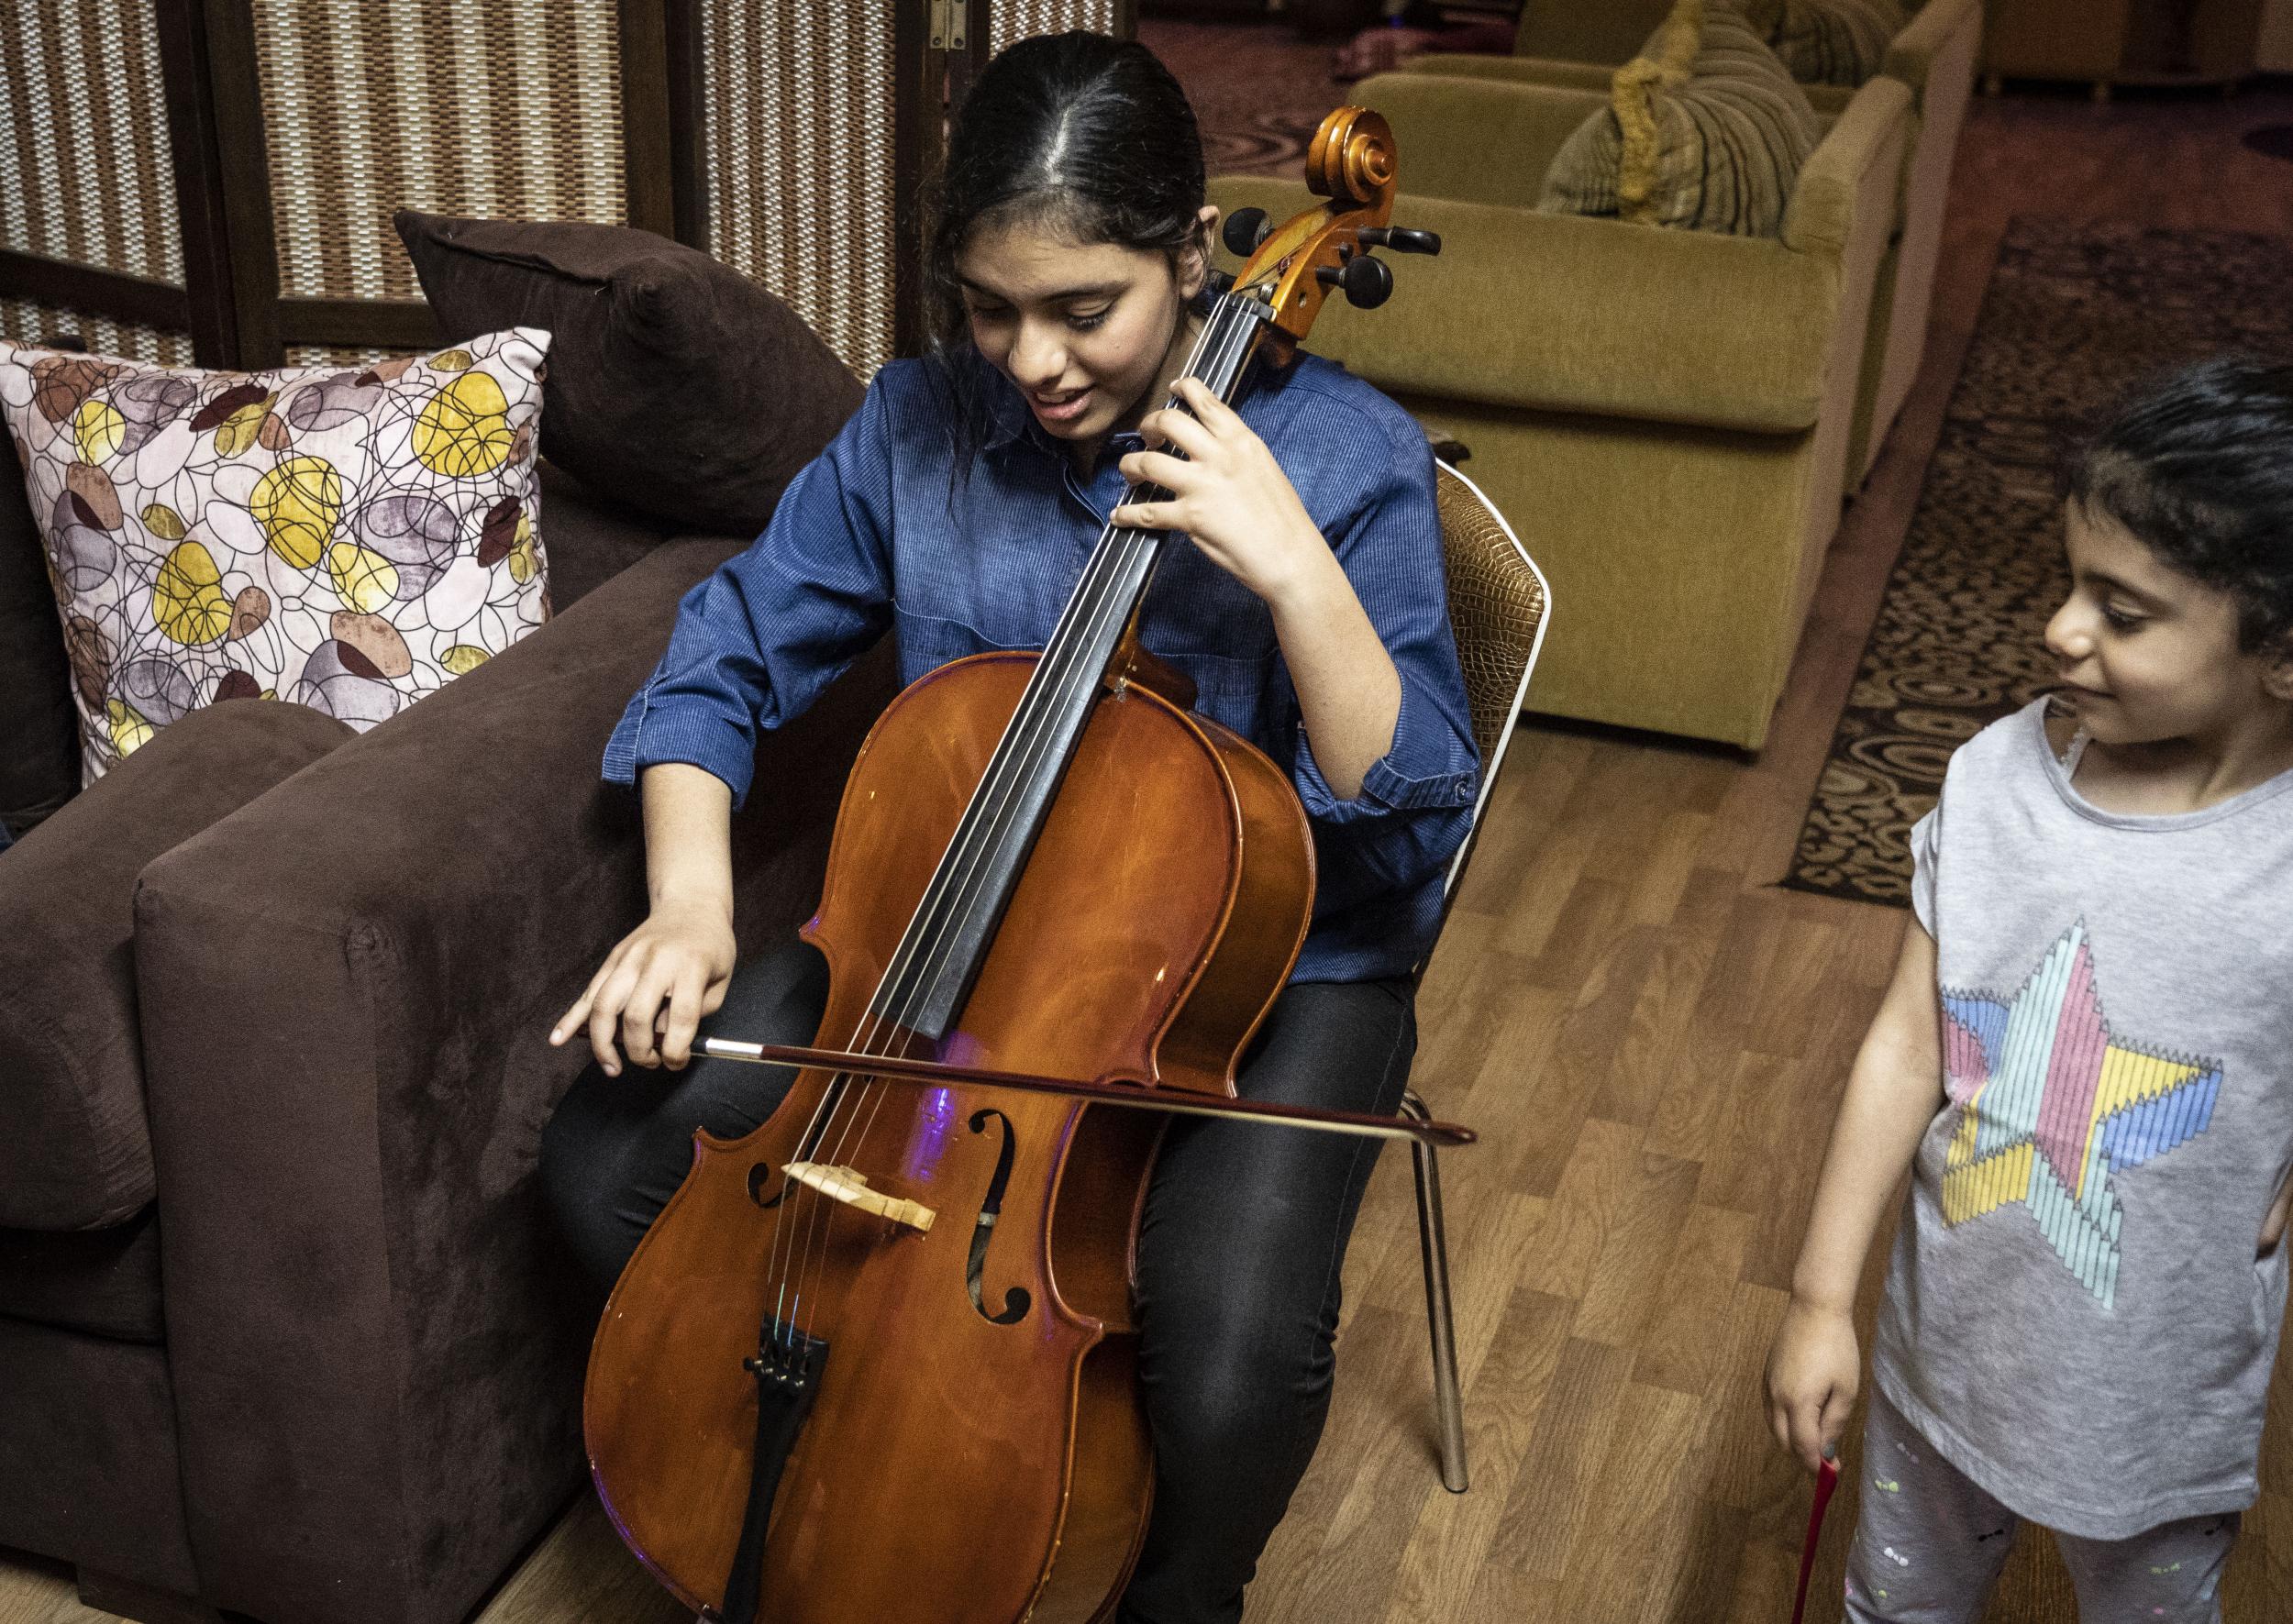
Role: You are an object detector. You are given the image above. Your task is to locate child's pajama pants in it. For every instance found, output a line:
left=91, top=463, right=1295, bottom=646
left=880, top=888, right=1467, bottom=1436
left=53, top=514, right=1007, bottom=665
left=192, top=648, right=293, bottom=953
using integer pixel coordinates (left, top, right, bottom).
left=1844, top=1391, right=2240, bottom=1624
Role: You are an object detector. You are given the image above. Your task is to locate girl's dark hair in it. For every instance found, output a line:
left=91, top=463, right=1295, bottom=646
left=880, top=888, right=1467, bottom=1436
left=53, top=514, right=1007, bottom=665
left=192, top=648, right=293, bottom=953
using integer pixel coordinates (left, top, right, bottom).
left=924, top=33, right=1207, bottom=464
left=2059, top=355, right=2293, bottom=654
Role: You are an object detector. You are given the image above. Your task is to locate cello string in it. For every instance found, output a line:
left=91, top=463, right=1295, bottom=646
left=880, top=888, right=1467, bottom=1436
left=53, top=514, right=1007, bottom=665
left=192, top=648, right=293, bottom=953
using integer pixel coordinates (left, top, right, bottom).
left=789, top=285, right=1284, bottom=1339
left=781, top=295, right=1267, bottom=1340
left=810, top=295, right=1236, bottom=1075
left=791, top=293, right=1245, bottom=1175
left=766, top=298, right=1257, bottom=1339
left=858, top=293, right=1245, bottom=1041
left=761, top=301, right=1237, bottom=1302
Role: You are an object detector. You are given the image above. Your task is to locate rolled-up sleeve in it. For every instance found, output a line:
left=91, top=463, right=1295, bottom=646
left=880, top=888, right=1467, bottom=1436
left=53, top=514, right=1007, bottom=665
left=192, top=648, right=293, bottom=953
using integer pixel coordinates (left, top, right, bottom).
left=601, top=382, right=896, bottom=809
left=1289, top=419, right=1480, bottom=897
left=1909, top=788, right=1944, bottom=936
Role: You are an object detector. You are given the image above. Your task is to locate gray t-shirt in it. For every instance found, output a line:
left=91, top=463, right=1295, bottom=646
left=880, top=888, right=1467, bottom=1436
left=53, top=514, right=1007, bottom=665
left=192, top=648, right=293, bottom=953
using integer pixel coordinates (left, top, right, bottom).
left=1874, top=698, right=2293, bottom=1540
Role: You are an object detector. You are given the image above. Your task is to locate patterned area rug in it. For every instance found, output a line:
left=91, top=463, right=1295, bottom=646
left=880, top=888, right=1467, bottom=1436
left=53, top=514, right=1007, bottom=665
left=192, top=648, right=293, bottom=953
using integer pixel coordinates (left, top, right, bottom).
left=1783, top=217, right=2293, bottom=908
left=1138, top=18, right=1343, bottom=176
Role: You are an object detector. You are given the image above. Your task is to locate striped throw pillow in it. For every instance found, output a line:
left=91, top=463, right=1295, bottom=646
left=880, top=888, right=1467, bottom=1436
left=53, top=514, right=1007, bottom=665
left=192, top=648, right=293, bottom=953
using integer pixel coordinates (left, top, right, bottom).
left=1743, top=0, right=1906, bottom=85
left=1538, top=0, right=1822, bottom=238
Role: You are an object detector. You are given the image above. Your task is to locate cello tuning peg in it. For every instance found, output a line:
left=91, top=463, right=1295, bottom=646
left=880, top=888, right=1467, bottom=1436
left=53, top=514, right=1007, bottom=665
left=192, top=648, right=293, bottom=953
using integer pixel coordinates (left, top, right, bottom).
left=1222, top=207, right=1274, bottom=257
left=1356, top=226, right=1441, bottom=256
left=1315, top=255, right=1393, bottom=310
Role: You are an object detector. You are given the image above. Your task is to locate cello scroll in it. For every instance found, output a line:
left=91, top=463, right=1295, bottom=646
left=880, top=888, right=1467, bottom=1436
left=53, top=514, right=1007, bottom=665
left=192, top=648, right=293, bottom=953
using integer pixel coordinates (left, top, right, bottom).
left=1219, top=107, right=1443, bottom=355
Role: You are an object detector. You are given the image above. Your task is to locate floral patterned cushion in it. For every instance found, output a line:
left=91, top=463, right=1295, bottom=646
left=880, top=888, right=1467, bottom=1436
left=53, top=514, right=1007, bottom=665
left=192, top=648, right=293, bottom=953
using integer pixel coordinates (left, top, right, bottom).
left=0, top=328, right=552, bottom=782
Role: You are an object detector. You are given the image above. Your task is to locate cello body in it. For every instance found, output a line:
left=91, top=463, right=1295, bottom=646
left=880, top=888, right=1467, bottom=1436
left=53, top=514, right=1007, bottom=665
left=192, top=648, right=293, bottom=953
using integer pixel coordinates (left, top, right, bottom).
left=582, top=652, right=1313, bottom=1623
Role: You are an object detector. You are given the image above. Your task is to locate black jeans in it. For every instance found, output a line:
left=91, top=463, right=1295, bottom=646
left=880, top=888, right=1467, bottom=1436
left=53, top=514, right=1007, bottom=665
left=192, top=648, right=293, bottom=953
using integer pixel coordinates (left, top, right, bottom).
left=540, top=941, right=1417, bottom=1624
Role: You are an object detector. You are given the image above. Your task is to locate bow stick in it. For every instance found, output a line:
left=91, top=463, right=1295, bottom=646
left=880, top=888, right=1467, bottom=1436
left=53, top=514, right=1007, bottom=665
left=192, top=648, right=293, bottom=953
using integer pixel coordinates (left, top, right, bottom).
left=698, top=1039, right=1477, bottom=1148
left=1789, top=1453, right=1842, bottom=1624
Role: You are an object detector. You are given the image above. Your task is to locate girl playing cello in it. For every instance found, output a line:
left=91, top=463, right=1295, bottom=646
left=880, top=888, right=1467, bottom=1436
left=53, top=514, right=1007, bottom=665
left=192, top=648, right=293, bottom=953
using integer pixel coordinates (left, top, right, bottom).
left=542, top=31, right=1477, bottom=1621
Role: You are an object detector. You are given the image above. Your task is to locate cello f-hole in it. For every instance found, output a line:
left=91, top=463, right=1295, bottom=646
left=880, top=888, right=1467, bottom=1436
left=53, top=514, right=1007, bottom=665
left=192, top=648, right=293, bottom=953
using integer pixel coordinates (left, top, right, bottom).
left=966, top=1108, right=1030, bottom=1325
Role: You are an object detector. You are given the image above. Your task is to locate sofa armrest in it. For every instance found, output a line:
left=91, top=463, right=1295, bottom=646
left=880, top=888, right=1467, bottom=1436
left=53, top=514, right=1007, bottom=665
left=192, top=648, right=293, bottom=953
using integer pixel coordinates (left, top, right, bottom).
left=1802, top=81, right=1856, bottom=117
left=1781, top=75, right=1913, bottom=257
left=1887, top=0, right=1984, bottom=96
left=1349, top=71, right=1609, bottom=207
left=1210, top=176, right=1838, bottom=433
left=130, top=536, right=898, bottom=1624
left=0, top=700, right=351, bottom=1230
left=1392, top=50, right=1870, bottom=132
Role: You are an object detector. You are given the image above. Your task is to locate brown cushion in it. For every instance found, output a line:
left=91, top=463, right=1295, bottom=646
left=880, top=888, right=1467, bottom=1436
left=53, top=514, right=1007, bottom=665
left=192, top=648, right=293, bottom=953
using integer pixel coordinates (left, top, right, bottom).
left=0, top=1209, right=164, bottom=1342
left=0, top=696, right=351, bottom=1230
left=395, top=211, right=863, bottom=538
left=0, top=420, right=79, bottom=836
left=533, top=458, right=681, bottom=613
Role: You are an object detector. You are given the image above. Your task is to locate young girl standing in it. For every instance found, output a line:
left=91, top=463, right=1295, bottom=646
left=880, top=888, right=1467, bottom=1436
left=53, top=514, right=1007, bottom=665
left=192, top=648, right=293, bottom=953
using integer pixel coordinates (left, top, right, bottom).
left=1767, top=357, right=2293, bottom=1621
left=540, top=31, right=1479, bottom=1624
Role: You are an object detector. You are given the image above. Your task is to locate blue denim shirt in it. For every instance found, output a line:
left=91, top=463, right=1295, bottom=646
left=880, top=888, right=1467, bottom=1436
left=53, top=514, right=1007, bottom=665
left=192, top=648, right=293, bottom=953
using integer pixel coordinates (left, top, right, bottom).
left=603, top=348, right=1479, bottom=981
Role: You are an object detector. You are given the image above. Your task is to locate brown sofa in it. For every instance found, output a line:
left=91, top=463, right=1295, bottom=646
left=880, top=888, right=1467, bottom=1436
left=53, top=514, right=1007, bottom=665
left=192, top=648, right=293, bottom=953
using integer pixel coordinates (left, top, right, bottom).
left=0, top=440, right=894, bottom=1624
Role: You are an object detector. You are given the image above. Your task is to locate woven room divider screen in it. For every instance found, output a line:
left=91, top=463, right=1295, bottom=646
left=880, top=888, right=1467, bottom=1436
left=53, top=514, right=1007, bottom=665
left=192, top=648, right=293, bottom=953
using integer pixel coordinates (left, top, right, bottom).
left=1, top=0, right=208, bottom=366
left=697, top=0, right=1126, bottom=377
left=239, top=0, right=656, bottom=367
left=990, top=0, right=1124, bottom=58
left=697, top=1, right=901, bottom=378
left=3, top=1, right=1135, bottom=381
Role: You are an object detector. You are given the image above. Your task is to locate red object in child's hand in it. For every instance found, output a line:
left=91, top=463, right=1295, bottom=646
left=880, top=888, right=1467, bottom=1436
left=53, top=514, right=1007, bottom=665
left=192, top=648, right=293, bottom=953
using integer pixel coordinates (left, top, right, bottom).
left=1789, top=1453, right=1842, bottom=1624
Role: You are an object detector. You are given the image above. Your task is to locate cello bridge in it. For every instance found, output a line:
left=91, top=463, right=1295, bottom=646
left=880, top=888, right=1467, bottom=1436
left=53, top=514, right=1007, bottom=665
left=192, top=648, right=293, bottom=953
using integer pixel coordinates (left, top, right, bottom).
left=782, top=1161, right=936, bottom=1233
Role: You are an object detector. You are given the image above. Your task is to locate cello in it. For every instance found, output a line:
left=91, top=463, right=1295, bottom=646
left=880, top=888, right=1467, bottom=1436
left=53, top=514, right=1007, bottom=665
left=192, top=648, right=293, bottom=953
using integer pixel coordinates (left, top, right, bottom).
left=582, top=105, right=1460, bottom=1624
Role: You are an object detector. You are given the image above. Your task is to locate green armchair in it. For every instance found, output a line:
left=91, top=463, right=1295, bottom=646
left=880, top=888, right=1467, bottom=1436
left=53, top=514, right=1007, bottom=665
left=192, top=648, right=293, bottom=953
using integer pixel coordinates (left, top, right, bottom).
left=1210, top=70, right=1911, bottom=749
left=1399, top=0, right=1985, bottom=488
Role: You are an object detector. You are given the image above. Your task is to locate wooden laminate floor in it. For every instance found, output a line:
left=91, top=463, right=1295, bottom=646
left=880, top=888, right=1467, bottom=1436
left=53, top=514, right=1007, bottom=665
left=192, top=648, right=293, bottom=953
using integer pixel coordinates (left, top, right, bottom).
left=10, top=75, right=2293, bottom=1624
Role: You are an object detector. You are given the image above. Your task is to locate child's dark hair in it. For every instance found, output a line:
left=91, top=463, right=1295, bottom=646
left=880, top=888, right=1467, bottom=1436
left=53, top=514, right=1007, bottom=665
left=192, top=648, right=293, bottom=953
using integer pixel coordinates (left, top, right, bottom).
left=2059, top=355, right=2293, bottom=654
left=923, top=33, right=1207, bottom=465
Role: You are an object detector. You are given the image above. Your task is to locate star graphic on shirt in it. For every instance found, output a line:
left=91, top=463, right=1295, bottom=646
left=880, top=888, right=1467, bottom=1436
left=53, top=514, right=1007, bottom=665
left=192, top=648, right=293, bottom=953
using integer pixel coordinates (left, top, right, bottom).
left=1938, top=920, right=2222, bottom=1310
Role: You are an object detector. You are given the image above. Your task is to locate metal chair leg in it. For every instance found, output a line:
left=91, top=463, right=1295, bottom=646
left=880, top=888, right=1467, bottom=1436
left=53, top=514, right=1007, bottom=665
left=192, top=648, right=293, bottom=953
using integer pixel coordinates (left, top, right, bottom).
left=1403, top=1088, right=1468, bottom=1493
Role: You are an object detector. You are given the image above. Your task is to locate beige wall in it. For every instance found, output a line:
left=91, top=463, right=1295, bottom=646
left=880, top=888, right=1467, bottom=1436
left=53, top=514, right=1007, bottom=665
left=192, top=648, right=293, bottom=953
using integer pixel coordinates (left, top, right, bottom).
left=2264, top=0, right=2293, bottom=70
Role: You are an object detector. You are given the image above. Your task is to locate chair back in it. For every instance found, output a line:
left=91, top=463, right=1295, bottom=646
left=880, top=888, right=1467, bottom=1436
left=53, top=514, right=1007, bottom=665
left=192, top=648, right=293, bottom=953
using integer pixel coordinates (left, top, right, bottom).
left=1433, top=458, right=1551, bottom=909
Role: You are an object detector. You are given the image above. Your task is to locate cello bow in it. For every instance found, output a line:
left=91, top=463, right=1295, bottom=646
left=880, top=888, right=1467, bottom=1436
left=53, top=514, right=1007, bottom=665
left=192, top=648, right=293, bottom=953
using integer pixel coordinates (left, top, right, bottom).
left=701, top=1038, right=1478, bottom=1148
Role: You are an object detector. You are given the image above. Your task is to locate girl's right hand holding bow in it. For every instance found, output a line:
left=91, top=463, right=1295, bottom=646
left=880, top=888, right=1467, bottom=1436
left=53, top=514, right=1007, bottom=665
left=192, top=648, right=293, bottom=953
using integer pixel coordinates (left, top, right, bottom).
left=550, top=899, right=737, bottom=1077
left=549, top=762, right=740, bottom=1076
